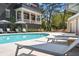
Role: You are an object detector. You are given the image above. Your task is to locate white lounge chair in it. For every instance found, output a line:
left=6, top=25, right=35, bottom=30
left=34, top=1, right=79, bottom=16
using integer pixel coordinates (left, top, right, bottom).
left=15, top=38, right=79, bottom=56
left=22, top=28, right=26, bottom=32
left=47, top=35, right=77, bottom=43
left=0, top=28, right=4, bottom=33
left=6, top=28, right=11, bottom=33
left=15, top=28, right=20, bottom=33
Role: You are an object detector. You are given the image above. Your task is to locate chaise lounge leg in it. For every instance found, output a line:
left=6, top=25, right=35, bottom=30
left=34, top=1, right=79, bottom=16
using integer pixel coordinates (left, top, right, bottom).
left=15, top=45, right=20, bottom=56
left=64, top=53, right=69, bottom=56
left=47, top=38, right=50, bottom=42
left=28, top=49, right=33, bottom=55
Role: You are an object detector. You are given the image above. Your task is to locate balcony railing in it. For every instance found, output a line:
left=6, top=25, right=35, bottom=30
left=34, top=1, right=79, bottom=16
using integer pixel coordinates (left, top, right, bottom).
left=23, top=19, right=41, bottom=24
left=24, top=19, right=30, bottom=23
left=31, top=20, right=41, bottom=24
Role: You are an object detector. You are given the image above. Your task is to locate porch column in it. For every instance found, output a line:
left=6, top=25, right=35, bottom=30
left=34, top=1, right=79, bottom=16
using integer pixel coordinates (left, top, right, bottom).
left=76, top=19, right=78, bottom=34
left=35, top=14, right=37, bottom=23
left=16, top=10, right=17, bottom=21
left=40, top=15, right=41, bottom=24
left=29, top=13, right=31, bottom=23
left=67, top=22, right=69, bottom=32
left=21, top=9, right=24, bottom=21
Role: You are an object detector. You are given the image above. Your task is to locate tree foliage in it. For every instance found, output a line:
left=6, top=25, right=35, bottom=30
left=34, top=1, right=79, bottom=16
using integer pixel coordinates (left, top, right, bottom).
left=40, top=3, right=74, bottom=31
left=51, top=11, right=74, bottom=29
left=41, top=20, right=46, bottom=30
left=40, top=3, right=66, bottom=31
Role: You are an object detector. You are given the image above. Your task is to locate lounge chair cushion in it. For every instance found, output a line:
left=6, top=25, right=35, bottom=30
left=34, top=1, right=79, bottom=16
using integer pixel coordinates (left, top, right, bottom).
left=0, top=28, right=3, bottom=32
left=22, top=28, right=26, bottom=32
left=22, top=43, right=69, bottom=55
left=7, top=28, right=11, bottom=32
left=16, top=39, right=79, bottom=56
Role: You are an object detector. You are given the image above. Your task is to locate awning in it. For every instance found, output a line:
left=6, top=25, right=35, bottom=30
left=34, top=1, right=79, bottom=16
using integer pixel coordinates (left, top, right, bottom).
left=15, top=21, right=26, bottom=24
left=0, top=20, right=11, bottom=24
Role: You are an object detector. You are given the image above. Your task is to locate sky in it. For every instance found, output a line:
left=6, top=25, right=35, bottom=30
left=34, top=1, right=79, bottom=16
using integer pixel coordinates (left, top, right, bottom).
left=39, top=3, right=66, bottom=19
left=40, top=3, right=66, bottom=12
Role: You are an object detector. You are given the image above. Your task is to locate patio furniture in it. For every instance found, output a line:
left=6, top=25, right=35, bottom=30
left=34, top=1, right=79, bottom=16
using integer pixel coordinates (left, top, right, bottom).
left=47, top=35, right=77, bottom=43
left=15, top=28, right=20, bottom=33
left=22, top=28, right=26, bottom=32
left=15, top=38, right=79, bottom=56
left=0, top=28, right=4, bottom=33
left=67, top=37, right=77, bottom=45
left=0, top=20, right=11, bottom=31
left=15, top=21, right=27, bottom=33
left=6, top=28, right=11, bottom=33
left=67, top=39, right=75, bottom=45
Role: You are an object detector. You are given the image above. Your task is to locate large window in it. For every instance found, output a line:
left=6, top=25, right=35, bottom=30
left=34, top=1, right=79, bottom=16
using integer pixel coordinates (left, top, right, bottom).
left=5, top=9, right=10, bottom=18
left=31, top=14, right=35, bottom=20
left=37, top=15, right=40, bottom=21
left=17, top=11, right=21, bottom=20
left=24, top=12, right=29, bottom=19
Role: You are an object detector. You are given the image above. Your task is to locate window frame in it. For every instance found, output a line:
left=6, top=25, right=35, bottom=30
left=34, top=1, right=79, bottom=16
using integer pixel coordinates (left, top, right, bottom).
left=5, top=9, right=10, bottom=18
left=17, top=11, right=21, bottom=20
left=23, top=12, right=29, bottom=19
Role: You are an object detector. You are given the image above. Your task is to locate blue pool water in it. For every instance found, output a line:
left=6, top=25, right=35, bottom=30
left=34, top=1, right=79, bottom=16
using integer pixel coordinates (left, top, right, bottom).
left=0, top=33, right=48, bottom=44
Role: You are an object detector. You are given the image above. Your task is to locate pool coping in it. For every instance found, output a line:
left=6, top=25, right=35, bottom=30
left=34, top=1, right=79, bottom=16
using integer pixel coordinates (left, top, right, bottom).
left=0, top=32, right=50, bottom=36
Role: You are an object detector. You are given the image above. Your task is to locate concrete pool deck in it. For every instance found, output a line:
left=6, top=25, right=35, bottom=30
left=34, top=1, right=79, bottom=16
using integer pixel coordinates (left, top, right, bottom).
left=0, top=32, right=77, bottom=56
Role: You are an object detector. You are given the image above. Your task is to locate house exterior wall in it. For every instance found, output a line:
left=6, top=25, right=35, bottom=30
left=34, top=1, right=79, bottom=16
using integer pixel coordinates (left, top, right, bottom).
left=0, top=3, right=41, bottom=21
left=76, top=17, right=79, bottom=34
left=68, top=18, right=76, bottom=33
left=0, top=3, right=42, bottom=31
left=0, top=3, right=18, bottom=21
left=71, top=19, right=76, bottom=33
left=15, top=7, right=42, bottom=24
left=22, top=4, right=41, bottom=14
left=67, top=4, right=79, bottom=33
left=67, top=15, right=79, bottom=34
left=0, top=3, right=11, bottom=20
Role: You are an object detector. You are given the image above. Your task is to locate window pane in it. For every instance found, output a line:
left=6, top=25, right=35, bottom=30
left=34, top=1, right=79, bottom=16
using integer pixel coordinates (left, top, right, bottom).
left=37, top=16, right=40, bottom=21
left=31, top=14, right=35, bottom=20
left=24, top=12, right=29, bottom=19
left=17, top=11, right=21, bottom=20
left=5, top=9, right=10, bottom=18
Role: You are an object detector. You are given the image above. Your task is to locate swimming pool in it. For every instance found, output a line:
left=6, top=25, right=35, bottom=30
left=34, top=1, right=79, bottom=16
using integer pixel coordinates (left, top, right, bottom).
left=0, top=33, right=48, bottom=44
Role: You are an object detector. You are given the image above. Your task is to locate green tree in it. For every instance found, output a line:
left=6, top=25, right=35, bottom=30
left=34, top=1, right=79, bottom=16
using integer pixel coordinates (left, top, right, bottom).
left=51, top=11, right=74, bottom=30
left=40, top=3, right=74, bottom=31
left=41, top=20, right=46, bottom=31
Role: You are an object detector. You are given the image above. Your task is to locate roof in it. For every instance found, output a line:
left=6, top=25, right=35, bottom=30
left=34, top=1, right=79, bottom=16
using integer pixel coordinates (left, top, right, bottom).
left=0, top=20, right=11, bottom=24
left=68, top=13, right=79, bottom=21
left=15, top=21, right=26, bottom=24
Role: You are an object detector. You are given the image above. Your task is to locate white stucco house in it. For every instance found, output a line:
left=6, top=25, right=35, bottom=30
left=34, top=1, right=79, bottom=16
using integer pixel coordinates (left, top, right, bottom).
left=67, top=13, right=79, bottom=34
left=67, top=4, right=79, bottom=34
left=0, top=3, right=42, bottom=31
left=15, top=3, right=42, bottom=31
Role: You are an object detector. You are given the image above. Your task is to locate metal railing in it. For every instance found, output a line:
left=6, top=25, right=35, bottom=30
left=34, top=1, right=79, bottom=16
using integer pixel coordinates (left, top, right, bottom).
left=23, top=19, right=41, bottom=24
